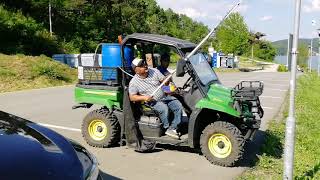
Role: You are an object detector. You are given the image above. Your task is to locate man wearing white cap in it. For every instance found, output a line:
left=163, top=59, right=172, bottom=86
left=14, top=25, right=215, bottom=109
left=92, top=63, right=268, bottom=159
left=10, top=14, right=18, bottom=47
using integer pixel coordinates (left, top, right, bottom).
left=129, top=58, right=182, bottom=139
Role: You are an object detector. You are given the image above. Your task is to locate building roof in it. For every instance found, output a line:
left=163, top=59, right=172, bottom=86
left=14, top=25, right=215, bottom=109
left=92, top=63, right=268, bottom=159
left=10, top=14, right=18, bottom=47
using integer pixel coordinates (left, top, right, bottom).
left=123, top=33, right=196, bottom=49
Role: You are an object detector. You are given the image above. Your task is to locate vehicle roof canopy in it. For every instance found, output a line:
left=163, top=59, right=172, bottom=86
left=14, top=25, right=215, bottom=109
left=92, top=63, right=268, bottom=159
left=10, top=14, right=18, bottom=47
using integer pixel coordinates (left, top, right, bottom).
left=122, top=33, right=196, bottom=49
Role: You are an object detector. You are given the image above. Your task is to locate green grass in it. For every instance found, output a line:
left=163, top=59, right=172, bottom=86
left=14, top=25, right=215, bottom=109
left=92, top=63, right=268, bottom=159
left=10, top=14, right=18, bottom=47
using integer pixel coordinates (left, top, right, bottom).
left=214, top=68, right=240, bottom=73
left=0, top=53, right=77, bottom=93
left=239, top=73, right=320, bottom=179
left=277, top=64, right=288, bottom=72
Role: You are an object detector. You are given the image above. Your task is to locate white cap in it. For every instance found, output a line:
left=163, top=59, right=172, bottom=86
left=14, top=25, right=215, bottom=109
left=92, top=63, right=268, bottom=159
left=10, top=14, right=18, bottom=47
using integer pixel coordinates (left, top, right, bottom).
left=131, top=58, right=144, bottom=69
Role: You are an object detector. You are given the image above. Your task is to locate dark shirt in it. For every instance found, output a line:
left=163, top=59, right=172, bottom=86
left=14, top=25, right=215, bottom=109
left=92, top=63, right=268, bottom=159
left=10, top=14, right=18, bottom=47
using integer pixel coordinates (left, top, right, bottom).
left=157, top=66, right=170, bottom=76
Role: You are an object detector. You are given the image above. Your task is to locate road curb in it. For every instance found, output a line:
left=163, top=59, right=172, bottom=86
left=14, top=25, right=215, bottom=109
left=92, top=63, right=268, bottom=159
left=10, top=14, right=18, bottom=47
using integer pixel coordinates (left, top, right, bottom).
left=0, top=84, right=75, bottom=95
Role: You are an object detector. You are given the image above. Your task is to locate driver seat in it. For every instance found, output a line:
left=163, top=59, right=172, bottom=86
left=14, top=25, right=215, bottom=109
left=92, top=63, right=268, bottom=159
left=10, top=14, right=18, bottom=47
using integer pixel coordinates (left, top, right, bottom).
left=140, top=103, right=158, bottom=116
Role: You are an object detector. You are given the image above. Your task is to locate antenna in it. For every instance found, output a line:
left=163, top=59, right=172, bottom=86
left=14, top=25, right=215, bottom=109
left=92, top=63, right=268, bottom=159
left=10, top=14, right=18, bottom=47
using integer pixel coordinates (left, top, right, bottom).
left=186, top=0, right=242, bottom=59
left=150, top=0, right=242, bottom=97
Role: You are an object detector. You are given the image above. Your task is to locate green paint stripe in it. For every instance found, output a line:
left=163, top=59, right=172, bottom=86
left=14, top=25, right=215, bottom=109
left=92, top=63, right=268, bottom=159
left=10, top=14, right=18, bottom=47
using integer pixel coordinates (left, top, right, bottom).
left=84, top=91, right=116, bottom=96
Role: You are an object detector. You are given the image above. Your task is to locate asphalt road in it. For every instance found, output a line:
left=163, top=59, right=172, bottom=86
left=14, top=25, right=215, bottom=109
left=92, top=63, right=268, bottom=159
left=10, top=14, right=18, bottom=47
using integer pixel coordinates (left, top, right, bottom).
left=0, top=72, right=290, bottom=180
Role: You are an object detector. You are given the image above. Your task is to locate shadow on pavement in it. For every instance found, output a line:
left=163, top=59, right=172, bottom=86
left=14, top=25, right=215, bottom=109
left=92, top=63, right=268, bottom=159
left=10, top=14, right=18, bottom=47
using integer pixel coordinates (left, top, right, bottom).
left=156, top=144, right=201, bottom=154
left=238, top=129, right=283, bottom=167
left=117, top=129, right=283, bottom=168
left=99, top=171, right=122, bottom=180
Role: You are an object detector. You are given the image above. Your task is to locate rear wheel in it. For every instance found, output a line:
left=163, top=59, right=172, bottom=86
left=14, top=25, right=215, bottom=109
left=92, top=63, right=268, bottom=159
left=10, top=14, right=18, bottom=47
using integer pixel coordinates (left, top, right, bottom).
left=82, top=109, right=120, bottom=147
left=200, top=121, right=245, bottom=167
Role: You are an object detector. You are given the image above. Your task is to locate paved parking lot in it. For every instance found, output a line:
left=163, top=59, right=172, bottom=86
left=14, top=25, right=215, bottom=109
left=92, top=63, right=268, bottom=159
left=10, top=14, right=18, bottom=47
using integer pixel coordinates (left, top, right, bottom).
left=0, top=72, right=290, bottom=180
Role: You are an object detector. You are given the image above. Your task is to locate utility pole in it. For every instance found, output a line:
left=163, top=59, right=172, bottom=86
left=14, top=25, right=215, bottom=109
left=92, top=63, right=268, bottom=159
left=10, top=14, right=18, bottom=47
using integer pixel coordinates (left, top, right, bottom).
left=49, top=0, right=52, bottom=36
left=287, top=34, right=293, bottom=71
left=318, top=28, right=320, bottom=75
left=283, top=0, right=301, bottom=179
left=251, top=45, right=254, bottom=61
left=310, top=20, right=316, bottom=72
left=310, top=38, right=313, bottom=72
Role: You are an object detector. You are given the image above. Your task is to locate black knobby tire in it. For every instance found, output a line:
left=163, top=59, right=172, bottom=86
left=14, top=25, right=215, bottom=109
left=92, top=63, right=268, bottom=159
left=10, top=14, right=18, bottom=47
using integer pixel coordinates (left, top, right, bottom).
left=200, top=121, right=245, bottom=167
left=82, top=109, right=120, bottom=148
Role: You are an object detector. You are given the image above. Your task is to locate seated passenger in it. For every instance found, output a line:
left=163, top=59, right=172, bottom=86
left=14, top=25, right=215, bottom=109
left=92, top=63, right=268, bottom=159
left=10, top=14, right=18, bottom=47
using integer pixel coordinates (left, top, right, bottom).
left=158, top=53, right=177, bottom=94
left=157, top=53, right=170, bottom=76
left=129, top=58, right=182, bottom=139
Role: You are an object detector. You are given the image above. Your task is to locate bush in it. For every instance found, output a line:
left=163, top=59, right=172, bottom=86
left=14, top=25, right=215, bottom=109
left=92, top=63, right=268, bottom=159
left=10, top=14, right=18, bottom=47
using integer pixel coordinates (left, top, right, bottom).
left=239, top=73, right=320, bottom=180
left=0, top=68, right=16, bottom=76
left=0, top=54, right=77, bottom=93
left=277, top=64, right=288, bottom=72
left=31, top=56, right=74, bottom=82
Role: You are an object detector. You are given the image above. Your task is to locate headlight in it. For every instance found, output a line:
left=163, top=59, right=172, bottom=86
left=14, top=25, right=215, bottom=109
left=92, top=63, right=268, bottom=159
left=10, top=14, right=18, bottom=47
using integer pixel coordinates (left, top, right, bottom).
left=68, top=139, right=100, bottom=180
left=86, top=152, right=100, bottom=180
left=251, top=107, right=258, bottom=113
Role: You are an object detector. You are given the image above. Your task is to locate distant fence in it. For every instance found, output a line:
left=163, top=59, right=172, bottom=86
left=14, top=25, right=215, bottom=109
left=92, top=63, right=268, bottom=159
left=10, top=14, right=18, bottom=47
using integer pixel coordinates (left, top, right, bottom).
left=275, top=55, right=320, bottom=70
left=52, top=54, right=102, bottom=68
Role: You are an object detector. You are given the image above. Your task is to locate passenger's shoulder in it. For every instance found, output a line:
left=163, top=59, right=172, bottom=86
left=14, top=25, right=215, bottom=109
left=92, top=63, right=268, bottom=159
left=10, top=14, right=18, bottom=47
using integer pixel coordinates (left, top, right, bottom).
left=150, top=68, right=161, bottom=74
left=129, top=75, right=138, bottom=84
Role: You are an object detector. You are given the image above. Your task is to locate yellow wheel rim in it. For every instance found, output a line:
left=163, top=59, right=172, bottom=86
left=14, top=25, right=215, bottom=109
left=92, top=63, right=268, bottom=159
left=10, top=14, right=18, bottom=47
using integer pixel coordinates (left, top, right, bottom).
left=208, top=133, right=232, bottom=158
left=88, top=119, right=107, bottom=141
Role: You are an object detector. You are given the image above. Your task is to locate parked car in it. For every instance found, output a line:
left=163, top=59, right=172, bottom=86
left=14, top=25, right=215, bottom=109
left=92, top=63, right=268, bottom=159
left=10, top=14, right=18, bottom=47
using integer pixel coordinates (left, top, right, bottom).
left=0, top=110, right=102, bottom=180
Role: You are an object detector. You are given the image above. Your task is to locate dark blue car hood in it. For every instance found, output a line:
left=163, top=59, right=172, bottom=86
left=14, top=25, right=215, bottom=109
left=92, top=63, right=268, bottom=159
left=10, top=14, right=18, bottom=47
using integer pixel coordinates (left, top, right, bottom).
left=0, top=111, right=84, bottom=180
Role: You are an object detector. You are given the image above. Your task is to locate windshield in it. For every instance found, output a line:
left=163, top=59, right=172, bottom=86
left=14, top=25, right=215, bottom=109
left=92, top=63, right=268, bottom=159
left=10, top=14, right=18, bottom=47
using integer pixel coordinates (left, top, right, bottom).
left=189, top=53, right=218, bottom=85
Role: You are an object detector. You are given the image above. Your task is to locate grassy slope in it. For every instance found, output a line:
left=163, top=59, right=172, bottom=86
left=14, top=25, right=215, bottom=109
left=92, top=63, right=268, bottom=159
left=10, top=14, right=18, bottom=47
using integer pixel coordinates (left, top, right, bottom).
left=239, top=73, right=320, bottom=179
left=0, top=54, right=77, bottom=93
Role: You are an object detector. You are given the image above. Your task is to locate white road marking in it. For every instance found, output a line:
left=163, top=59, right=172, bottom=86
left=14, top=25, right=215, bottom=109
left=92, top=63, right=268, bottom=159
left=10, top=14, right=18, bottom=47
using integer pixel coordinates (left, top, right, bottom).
left=260, top=96, right=281, bottom=99
left=262, top=106, right=274, bottom=110
left=266, top=88, right=287, bottom=92
left=264, top=84, right=289, bottom=86
left=39, top=123, right=81, bottom=132
left=221, top=82, right=289, bottom=88
left=220, top=77, right=290, bottom=83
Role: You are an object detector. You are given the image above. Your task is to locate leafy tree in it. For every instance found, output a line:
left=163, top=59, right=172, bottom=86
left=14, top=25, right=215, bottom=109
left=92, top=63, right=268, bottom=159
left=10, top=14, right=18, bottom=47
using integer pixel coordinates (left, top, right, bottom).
left=215, top=12, right=250, bottom=55
left=297, top=43, right=309, bottom=68
left=248, top=31, right=266, bottom=59
left=0, top=0, right=211, bottom=55
left=253, top=40, right=276, bottom=61
left=0, top=5, right=61, bottom=55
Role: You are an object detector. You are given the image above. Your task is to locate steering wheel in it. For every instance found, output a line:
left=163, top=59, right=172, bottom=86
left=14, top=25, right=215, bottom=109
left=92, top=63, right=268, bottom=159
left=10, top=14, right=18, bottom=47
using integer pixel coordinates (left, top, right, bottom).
left=182, top=76, right=192, bottom=90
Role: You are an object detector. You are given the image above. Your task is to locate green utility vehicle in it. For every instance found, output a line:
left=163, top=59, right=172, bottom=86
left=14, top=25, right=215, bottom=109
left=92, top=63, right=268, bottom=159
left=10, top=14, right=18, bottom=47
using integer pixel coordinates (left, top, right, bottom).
left=73, top=33, right=264, bottom=166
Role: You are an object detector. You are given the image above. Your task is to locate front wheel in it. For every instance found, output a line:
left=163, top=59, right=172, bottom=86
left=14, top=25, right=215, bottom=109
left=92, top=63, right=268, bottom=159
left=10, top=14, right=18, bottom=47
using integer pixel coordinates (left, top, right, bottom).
left=200, top=121, right=245, bottom=167
left=81, top=109, right=120, bottom=148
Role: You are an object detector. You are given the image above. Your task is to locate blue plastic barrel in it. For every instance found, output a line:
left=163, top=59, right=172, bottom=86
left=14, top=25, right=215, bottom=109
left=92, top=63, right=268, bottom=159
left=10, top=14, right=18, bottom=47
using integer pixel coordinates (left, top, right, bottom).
left=101, top=43, right=133, bottom=80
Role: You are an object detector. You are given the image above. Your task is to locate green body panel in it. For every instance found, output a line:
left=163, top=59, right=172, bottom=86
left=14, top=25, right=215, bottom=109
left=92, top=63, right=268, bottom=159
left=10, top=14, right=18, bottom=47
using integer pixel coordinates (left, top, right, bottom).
left=75, top=87, right=123, bottom=109
left=195, top=83, right=240, bottom=117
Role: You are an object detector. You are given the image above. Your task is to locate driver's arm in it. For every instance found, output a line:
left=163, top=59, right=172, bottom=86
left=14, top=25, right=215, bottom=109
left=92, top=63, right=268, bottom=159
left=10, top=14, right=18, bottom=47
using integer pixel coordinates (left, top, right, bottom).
left=128, top=83, right=152, bottom=102
left=129, top=94, right=152, bottom=102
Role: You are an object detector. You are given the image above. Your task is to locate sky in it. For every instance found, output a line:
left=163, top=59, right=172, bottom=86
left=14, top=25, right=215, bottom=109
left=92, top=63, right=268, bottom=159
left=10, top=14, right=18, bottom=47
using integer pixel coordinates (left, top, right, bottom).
left=155, top=0, right=320, bottom=42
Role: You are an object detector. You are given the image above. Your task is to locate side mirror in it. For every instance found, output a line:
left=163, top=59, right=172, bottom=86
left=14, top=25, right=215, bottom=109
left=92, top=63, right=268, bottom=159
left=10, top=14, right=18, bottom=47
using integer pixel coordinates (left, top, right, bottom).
left=176, top=59, right=186, bottom=77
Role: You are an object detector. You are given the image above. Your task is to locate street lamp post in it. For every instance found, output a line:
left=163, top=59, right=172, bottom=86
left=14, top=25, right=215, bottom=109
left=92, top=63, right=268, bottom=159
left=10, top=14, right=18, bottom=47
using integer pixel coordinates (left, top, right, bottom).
left=283, top=0, right=301, bottom=179
left=49, top=0, right=52, bottom=36
left=310, top=20, right=316, bottom=72
left=310, top=38, right=313, bottom=72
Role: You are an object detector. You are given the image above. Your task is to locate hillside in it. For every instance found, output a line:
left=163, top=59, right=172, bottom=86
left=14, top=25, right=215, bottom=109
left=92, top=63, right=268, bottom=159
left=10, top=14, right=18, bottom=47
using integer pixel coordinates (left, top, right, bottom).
left=273, top=38, right=319, bottom=55
left=0, top=0, right=209, bottom=56
left=0, top=54, right=77, bottom=93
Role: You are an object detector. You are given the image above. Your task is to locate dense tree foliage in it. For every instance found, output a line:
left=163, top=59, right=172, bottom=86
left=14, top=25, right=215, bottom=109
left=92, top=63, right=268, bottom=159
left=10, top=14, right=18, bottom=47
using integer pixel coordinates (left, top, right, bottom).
left=215, top=13, right=250, bottom=55
left=0, top=0, right=209, bottom=55
left=297, top=43, right=309, bottom=68
left=252, top=40, right=276, bottom=61
left=0, top=5, right=60, bottom=55
left=0, top=1, right=276, bottom=62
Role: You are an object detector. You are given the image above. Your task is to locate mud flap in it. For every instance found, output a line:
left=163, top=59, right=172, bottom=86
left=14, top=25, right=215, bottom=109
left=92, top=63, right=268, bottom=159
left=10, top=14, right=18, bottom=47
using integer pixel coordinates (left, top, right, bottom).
left=123, top=88, right=156, bottom=152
